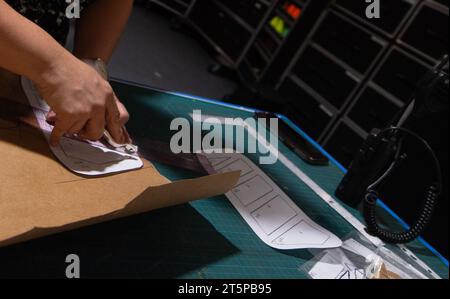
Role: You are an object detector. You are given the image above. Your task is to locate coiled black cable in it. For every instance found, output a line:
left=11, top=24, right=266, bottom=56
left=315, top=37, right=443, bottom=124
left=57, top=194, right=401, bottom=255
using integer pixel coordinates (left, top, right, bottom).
left=363, top=127, right=443, bottom=244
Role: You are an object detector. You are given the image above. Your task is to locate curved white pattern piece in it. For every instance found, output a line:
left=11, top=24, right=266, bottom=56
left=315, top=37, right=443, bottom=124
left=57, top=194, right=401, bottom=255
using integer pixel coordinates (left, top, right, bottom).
left=204, top=152, right=342, bottom=250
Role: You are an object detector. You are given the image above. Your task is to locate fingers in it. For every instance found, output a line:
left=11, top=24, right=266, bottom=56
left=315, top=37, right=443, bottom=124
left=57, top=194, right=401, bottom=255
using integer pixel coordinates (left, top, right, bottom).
left=67, top=119, right=88, bottom=135
left=50, top=119, right=73, bottom=146
left=110, top=96, right=131, bottom=144
left=50, top=117, right=106, bottom=144
left=50, top=126, right=65, bottom=146
left=46, top=110, right=57, bottom=121
left=47, top=88, right=131, bottom=145
left=115, top=98, right=130, bottom=127
left=50, top=109, right=105, bottom=143
left=115, top=96, right=132, bottom=144
left=46, top=110, right=57, bottom=126
left=106, top=94, right=126, bottom=144
left=78, top=111, right=106, bottom=141
left=122, top=126, right=132, bottom=144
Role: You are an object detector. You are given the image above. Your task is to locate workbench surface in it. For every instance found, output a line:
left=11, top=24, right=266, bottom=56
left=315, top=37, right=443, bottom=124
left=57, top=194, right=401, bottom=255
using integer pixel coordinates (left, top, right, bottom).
left=0, top=78, right=447, bottom=279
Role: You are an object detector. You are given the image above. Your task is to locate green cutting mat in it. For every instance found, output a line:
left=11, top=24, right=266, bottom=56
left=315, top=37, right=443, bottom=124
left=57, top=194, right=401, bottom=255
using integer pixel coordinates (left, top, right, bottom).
left=113, top=81, right=449, bottom=279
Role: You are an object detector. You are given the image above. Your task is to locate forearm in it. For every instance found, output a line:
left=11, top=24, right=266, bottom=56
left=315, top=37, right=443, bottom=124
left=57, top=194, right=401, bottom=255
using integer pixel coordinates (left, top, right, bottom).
left=0, top=0, right=72, bottom=84
left=74, top=0, right=134, bottom=63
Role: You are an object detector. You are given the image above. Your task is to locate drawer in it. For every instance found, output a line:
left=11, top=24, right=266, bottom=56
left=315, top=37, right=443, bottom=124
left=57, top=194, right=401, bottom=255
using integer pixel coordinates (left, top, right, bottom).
left=220, top=0, right=269, bottom=29
left=279, top=78, right=334, bottom=140
left=190, top=0, right=252, bottom=60
left=400, top=4, right=449, bottom=60
left=373, top=49, right=430, bottom=103
left=293, top=46, right=360, bottom=109
left=313, top=12, right=385, bottom=74
left=325, top=122, right=365, bottom=168
left=348, top=86, right=402, bottom=132
left=335, top=0, right=414, bottom=35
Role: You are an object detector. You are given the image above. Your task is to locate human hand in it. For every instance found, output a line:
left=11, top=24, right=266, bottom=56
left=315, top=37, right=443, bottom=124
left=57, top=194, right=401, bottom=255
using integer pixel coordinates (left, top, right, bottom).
left=36, top=54, right=130, bottom=146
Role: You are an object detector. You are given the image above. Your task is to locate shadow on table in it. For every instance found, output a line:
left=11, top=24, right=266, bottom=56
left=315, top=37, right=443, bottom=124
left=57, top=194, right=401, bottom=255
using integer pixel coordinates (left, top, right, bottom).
left=0, top=204, right=238, bottom=279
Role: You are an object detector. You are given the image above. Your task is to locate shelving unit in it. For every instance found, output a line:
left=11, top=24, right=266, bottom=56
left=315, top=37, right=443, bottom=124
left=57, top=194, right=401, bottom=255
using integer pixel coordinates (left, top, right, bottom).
left=274, top=0, right=448, bottom=167
left=237, top=0, right=320, bottom=81
left=189, top=0, right=276, bottom=67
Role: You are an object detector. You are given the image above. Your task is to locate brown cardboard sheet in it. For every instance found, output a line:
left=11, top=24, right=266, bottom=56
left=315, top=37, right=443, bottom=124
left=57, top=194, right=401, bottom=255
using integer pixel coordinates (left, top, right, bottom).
left=0, top=71, right=240, bottom=247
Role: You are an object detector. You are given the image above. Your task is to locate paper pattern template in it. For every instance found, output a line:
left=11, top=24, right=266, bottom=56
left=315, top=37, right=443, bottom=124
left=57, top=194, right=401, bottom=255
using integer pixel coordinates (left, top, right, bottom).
left=204, top=152, right=342, bottom=250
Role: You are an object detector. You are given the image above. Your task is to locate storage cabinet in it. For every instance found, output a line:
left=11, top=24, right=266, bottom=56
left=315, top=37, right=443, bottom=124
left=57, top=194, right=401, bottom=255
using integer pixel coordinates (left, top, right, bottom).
left=190, top=0, right=253, bottom=61
left=312, top=12, right=386, bottom=74
left=239, top=0, right=319, bottom=81
left=400, top=2, right=449, bottom=61
left=348, top=86, right=403, bottom=132
left=279, top=77, right=334, bottom=139
left=335, top=0, right=415, bottom=36
left=275, top=0, right=445, bottom=151
left=293, top=46, right=360, bottom=110
left=372, top=48, right=430, bottom=103
left=220, top=0, right=270, bottom=29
